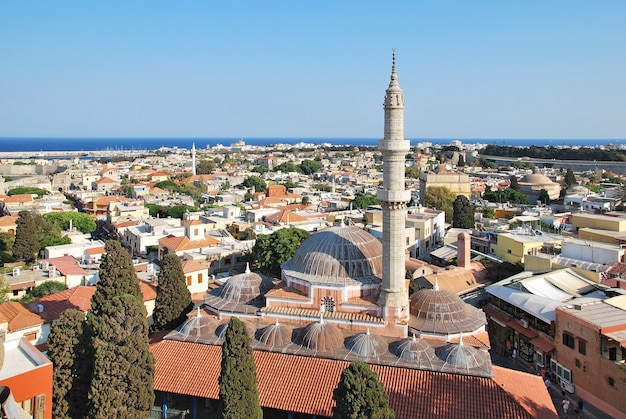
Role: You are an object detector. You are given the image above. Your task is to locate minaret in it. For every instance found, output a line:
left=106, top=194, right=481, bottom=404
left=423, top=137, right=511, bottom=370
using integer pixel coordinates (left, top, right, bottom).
left=377, top=51, right=411, bottom=323
left=192, top=143, right=197, bottom=175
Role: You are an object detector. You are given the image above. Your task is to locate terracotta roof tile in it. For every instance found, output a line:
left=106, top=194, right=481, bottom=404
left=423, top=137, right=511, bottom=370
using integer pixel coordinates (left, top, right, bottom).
left=44, top=255, right=87, bottom=276
left=181, top=260, right=208, bottom=274
left=0, top=301, right=44, bottom=331
left=151, top=339, right=557, bottom=419
left=264, top=282, right=309, bottom=301
left=140, top=280, right=157, bottom=302
left=27, top=286, right=96, bottom=321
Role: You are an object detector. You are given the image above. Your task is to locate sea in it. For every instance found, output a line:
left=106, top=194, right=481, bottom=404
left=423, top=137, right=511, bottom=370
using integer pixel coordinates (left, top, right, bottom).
left=0, top=137, right=624, bottom=152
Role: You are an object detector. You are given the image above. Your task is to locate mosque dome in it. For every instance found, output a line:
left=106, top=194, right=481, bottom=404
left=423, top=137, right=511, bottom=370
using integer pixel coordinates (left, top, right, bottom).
left=216, top=265, right=271, bottom=304
left=282, top=227, right=383, bottom=285
left=409, top=287, right=485, bottom=335
left=345, top=330, right=386, bottom=358
left=297, top=318, right=344, bottom=352
left=255, top=321, right=293, bottom=348
left=391, top=335, right=437, bottom=364
left=165, top=310, right=219, bottom=343
left=436, top=341, right=486, bottom=370
left=519, top=173, right=554, bottom=185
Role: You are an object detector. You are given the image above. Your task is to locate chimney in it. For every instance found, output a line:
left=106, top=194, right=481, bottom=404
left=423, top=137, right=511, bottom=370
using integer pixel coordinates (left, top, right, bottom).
left=457, top=232, right=471, bottom=269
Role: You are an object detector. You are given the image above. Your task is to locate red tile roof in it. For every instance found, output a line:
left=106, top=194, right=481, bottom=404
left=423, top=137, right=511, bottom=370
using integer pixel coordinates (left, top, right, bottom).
left=27, top=286, right=96, bottom=321
left=140, top=280, right=158, bottom=302
left=0, top=301, right=45, bottom=331
left=151, top=338, right=557, bottom=419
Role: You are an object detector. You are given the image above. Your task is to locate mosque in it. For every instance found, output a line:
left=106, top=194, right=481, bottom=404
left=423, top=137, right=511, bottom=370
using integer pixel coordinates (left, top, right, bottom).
left=150, top=55, right=556, bottom=419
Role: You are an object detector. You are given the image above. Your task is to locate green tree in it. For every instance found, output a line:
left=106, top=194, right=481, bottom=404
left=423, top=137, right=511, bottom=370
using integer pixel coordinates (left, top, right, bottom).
left=457, top=154, right=465, bottom=167
left=166, top=205, right=199, bottom=219
left=564, top=168, right=577, bottom=187
left=21, top=281, right=67, bottom=303
left=152, top=254, right=193, bottom=332
left=482, top=188, right=530, bottom=205
left=47, top=308, right=92, bottom=418
left=145, top=203, right=164, bottom=217
left=538, top=188, right=551, bottom=205
left=90, top=240, right=143, bottom=317
left=217, top=317, right=262, bottom=419
left=13, top=210, right=39, bottom=263
left=452, top=195, right=475, bottom=229
left=509, top=175, right=520, bottom=191
left=0, top=275, right=10, bottom=302
left=88, top=294, right=154, bottom=418
left=7, top=187, right=49, bottom=198
left=253, top=228, right=310, bottom=276
left=274, top=161, right=303, bottom=174
left=351, top=194, right=380, bottom=210
left=43, top=211, right=97, bottom=234
left=242, top=175, right=267, bottom=193
left=37, top=214, right=71, bottom=250
left=423, top=186, right=456, bottom=223
left=405, top=166, right=421, bottom=179
left=482, top=206, right=497, bottom=219
left=196, top=158, right=217, bottom=175
left=332, top=361, right=395, bottom=419
left=300, top=159, right=323, bottom=175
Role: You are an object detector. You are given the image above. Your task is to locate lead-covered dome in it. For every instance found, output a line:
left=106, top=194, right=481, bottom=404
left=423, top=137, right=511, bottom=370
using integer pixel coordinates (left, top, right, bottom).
left=165, top=311, right=219, bottom=344
left=296, top=318, right=344, bottom=352
left=255, top=320, right=293, bottom=349
left=216, top=265, right=270, bottom=304
left=282, top=227, right=383, bottom=285
left=345, top=330, right=386, bottom=358
left=409, top=287, right=485, bottom=335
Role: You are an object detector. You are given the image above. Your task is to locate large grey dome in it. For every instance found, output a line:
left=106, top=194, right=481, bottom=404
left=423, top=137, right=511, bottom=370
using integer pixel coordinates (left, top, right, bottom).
left=255, top=321, right=293, bottom=349
left=165, top=311, right=219, bottom=344
left=282, top=227, right=383, bottom=285
left=436, top=341, right=486, bottom=370
left=297, top=319, right=344, bottom=352
left=216, top=266, right=270, bottom=304
left=391, top=335, right=437, bottom=364
left=345, top=330, right=386, bottom=358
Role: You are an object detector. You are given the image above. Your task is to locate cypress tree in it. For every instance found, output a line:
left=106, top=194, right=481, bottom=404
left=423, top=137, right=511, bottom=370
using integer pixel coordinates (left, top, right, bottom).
left=217, top=317, right=262, bottom=419
left=152, top=254, right=193, bottom=332
left=47, top=308, right=92, bottom=418
left=91, top=240, right=142, bottom=317
left=452, top=195, right=475, bottom=229
left=88, top=294, right=154, bottom=418
left=13, top=210, right=39, bottom=263
left=332, top=361, right=395, bottom=419
left=509, top=175, right=520, bottom=191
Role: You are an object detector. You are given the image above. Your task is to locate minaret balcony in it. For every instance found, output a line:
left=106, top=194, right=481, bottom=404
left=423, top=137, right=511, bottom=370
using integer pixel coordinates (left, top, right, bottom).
left=377, top=139, right=410, bottom=152
left=377, top=190, right=411, bottom=203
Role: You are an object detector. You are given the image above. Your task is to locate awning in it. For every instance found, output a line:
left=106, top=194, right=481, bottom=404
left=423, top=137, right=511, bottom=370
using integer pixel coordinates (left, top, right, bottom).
left=531, top=336, right=556, bottom=353
left=10, top=281, right=35, bottom=291
left=507, top=320, right=538, bottom=339
left=484, top=306, right=510, bottom=327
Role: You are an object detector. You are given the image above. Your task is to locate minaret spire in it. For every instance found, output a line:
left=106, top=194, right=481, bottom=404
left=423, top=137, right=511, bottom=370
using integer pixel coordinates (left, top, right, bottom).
left=377, top=51, right=410, bottom=333
left=192, top=143, right=197, bottom=176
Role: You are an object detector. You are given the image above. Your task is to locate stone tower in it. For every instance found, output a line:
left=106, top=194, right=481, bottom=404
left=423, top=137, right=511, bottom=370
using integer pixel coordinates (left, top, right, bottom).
left=377, top=52, right=410, bottom=327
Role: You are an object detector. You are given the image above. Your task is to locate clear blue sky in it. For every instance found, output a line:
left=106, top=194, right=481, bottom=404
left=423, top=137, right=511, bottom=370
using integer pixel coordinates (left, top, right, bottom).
left=1, top=1, right=624, bottom=139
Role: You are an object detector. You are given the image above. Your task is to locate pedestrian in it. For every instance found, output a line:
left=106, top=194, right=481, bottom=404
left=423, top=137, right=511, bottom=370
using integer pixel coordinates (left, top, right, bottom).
left=574, top=398, right=584, bottom=418
left=562, top=398, right=570, bottom=416
left=561, top=382, right=566, bottom=398
left=545, top=378, right=551, bottom=389
left=540, top=367, right=546, bottom=379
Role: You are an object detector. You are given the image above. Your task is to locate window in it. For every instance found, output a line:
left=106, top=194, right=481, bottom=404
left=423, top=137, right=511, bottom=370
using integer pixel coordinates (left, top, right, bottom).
left=186, top=276, right=192, bottom=286
left=575, top=358, right=581, bottom=368
left=24, top=331, right=37, bottom=341
left=198, top=273, right=203, bottom=284
left=321, top=296, right=335, bottom=313
left=608, top=377, right=616, bottom=387
left=578, top=339, right=587, bottom=356
left=562, top=332, right=575, bottom=349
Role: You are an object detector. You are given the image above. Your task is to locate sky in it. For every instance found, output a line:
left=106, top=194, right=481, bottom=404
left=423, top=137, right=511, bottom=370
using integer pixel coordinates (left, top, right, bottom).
left=1, top=1, right=625, bottom=140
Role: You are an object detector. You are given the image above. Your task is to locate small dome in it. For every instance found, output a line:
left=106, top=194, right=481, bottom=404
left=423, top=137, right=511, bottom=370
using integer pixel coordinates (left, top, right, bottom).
left=345, top=330, right=386, bottom=358
left=215, top=318, right=257, bottom=340
left=436, top=342, right=486, bottom=370
left=409, top=288, right=485, bottom=335
left=520, top=173, right=554, bottom=185
left=216, top=265, right=270, bottom=304
left=166, top=313, right=219, bottom=343
left=391, top=335, right=437, bottom=364
left=283, top=227, right=383, bottom=285
left=255, top=321, right=293, bottom=348
left=297, top=319, right=344, bottom=352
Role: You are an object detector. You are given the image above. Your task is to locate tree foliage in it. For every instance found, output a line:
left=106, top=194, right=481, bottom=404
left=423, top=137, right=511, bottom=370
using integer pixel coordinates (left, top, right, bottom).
left=537, top=188, right=551, bottom=205
left=7, top=187, right=49, bottom=198
left=20, top=281, right=67, bottom=303
left=405, top=166, right=421, bottom=179
left=482, top=188, right=530, bottom=205
left=564, top=168, right=577, bottom=187
left=509, top=175, right=520, bottom=191
left=88, top=294, right=154, bottom=418
left=47, top=308, right=92, bottom=418
left=166, top=205, right=199, bottom=219
left=253, top=228, right=310, bottom=276
left=13, top=210, right=39, bottom=263
left=423, top=186, right=456, bottom=223
left=152, top=254, right=193, bottom=332
left=300, top=159, right=323, bottom=175
left=217, top=317, right=262, bottom=419
left=274, top=161, right=303, bottom=174
left=452, top=195, right=475, bottom=229
left=482, top=206, right=497, bottom=219
left=351, top=194, right=380, bottom=210
left=242, top=175, right=267, bottom=193
left=332, top=361, right=395, bottom=419
left=37, top=216, right=71, bottom=249
left=91, top=240, right=143, bottom=317
left=43, top=211, right=97, bottom=234
left=196, top=158, right=217, bottom=175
